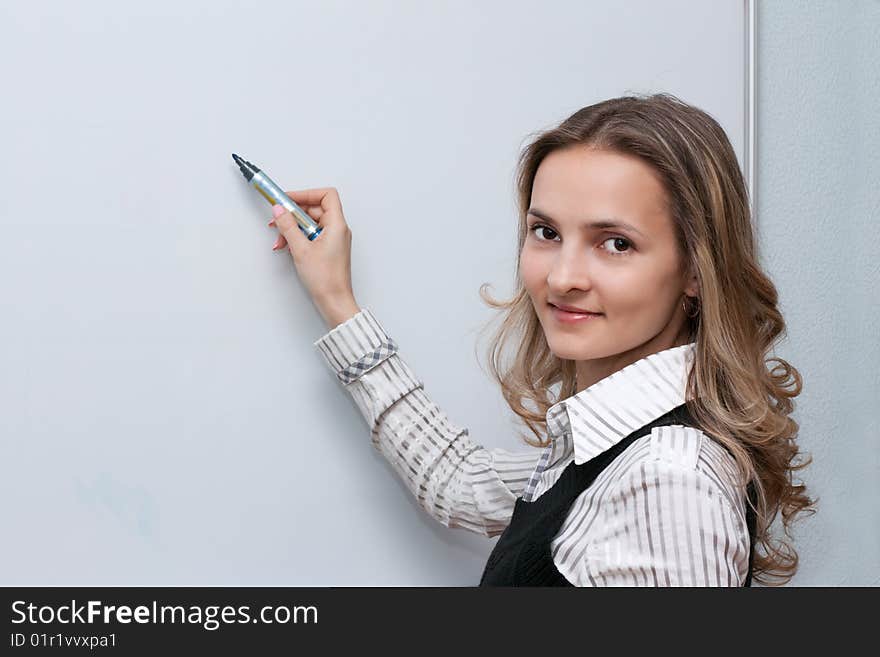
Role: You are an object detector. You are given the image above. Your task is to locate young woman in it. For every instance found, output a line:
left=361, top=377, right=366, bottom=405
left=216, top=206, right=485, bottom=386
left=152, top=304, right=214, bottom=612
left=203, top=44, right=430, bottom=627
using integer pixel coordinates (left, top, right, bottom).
left=268, top=92, right=816, bottom=586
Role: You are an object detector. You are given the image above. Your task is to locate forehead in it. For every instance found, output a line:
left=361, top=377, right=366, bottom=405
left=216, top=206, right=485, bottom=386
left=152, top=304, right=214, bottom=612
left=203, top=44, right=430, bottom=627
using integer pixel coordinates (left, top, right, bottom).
left=530, top=146, right=672, bottom=234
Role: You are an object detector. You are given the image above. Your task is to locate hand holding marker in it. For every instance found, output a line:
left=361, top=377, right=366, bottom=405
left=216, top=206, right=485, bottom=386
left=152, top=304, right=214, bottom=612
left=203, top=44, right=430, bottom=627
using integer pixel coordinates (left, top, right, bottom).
left=232, top=153, right=360, bottom=329
left=232, top=153, right=323, bottom=240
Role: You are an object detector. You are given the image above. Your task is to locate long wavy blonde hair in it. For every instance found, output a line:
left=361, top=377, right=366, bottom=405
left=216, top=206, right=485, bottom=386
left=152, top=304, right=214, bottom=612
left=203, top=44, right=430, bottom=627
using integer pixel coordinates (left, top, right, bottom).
left=475, top=92, right=816, bottom=586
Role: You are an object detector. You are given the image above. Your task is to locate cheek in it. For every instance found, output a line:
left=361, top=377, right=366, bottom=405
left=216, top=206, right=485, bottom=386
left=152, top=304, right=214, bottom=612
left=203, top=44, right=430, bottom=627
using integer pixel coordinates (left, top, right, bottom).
left=518, top=248, right=543, bottom=291
left=601, top=263, right=671, bottom=308
left=611, top=269, right=680, bottom=316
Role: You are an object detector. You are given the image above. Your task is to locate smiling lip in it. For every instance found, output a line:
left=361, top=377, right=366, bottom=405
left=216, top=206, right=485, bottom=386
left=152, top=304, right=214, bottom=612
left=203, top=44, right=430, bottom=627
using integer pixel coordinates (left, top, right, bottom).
left=550, top=304, right=603, bottom=323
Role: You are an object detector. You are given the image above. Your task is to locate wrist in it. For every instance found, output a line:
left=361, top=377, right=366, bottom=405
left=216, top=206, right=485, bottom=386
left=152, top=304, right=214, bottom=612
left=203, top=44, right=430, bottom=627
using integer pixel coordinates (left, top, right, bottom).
left=318, top=295, right=361, bottom=330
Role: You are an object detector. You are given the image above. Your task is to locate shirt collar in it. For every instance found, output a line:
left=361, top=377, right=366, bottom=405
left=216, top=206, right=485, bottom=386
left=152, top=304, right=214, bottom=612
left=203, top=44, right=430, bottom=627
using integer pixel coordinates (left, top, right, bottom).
left=545, top=342, right=697, bottom=465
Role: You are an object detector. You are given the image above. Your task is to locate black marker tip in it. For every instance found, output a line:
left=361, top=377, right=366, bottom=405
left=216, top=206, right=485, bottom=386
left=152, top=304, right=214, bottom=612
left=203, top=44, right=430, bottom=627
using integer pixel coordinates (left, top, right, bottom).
left=232, top=153, right=257, bottom=181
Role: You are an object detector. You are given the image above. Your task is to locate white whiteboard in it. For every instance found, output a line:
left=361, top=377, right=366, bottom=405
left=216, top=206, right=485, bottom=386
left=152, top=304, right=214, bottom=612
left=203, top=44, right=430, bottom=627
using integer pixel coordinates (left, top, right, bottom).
left=0, top=0, right=751, bottom=585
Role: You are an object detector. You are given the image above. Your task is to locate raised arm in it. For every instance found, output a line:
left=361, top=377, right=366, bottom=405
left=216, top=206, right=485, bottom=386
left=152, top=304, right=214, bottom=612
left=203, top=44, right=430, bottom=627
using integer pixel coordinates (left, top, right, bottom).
left=265, top=189, right=541, bottom=537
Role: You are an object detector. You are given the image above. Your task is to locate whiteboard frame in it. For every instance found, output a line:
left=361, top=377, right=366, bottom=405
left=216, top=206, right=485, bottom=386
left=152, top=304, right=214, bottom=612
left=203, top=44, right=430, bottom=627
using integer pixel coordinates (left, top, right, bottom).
left=745, top=0, right=757, bottom=218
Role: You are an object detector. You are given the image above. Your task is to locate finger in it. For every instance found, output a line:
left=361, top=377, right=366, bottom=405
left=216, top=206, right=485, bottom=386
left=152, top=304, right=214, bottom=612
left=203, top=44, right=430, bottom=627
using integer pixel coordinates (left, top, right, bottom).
left=268, top=204, right=320, bottom=229
left=271, top=204, right=307, bottom=251
left=304, top=205, right=324, bottom=221
left=270, top=222, right=288, bottom=250
left=285, top=188, right=342, bottom=222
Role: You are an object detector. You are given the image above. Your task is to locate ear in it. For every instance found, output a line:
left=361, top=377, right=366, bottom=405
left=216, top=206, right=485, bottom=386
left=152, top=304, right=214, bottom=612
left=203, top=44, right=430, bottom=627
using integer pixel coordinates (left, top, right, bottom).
left=682, top=266, right=699, bottom=298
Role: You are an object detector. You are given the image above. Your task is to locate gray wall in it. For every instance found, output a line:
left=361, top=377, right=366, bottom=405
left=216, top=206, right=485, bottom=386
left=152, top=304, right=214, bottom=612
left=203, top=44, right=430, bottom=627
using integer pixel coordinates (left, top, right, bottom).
left=1, top=1, right=757, bottom=585
left=756, top=0, right=879, bottom=585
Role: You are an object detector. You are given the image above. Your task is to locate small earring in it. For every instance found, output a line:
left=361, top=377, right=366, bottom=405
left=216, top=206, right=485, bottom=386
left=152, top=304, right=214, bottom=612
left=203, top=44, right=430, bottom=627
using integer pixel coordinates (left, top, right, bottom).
left=682, top=295, right=700, bottom=318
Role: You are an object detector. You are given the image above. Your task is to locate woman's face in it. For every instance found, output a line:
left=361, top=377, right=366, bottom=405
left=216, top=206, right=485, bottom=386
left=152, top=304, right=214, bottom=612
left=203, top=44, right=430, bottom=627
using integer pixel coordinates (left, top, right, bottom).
left=519, top=145, right=698, bottom=390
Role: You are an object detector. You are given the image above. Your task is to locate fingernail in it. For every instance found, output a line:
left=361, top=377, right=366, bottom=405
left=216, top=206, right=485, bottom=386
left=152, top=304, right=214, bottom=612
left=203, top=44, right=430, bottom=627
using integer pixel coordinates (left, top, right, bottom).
left=272, top=204, right=285, bottom=218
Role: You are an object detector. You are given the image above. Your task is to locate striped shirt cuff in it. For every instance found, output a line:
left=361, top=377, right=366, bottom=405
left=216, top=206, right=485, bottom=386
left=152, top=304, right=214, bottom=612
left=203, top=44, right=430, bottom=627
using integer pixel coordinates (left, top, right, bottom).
left=312, top=308, right=398, bottom=385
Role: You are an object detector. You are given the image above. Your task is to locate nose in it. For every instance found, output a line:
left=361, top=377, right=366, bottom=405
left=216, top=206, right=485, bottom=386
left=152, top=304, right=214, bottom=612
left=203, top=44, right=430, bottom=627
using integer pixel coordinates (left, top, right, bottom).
left=546, top=245, right=594, bottom=296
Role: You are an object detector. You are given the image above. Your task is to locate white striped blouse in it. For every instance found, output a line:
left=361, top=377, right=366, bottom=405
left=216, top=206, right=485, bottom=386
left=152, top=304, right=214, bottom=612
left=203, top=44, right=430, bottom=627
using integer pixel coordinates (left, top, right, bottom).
left=313, top=308, right=751, bottom=586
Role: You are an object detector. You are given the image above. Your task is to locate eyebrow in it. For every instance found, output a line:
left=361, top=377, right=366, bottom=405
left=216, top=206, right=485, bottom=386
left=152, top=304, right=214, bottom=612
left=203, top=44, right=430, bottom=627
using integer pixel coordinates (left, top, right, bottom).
left=526, top=208, right=646, bottom=238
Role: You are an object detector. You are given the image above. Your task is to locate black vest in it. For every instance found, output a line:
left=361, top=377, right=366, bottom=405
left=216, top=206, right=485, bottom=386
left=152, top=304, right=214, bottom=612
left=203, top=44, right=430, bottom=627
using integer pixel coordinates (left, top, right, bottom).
left=479, top=402, right=758, bottom=586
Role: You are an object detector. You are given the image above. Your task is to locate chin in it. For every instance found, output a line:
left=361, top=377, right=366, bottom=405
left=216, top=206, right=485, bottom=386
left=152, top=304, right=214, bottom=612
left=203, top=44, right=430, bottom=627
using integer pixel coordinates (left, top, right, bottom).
left=545, top=337, right=602, bottom=361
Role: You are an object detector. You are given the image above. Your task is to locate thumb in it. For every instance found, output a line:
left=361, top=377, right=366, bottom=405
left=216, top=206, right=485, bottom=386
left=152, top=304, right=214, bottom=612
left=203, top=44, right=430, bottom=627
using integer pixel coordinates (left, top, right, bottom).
left=271, top=204, right=309, bottom=250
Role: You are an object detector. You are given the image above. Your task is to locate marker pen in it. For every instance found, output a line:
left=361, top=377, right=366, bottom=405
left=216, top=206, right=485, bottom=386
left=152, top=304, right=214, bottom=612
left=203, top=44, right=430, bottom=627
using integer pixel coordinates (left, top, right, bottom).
left=232, top=153, right=323, bottom=241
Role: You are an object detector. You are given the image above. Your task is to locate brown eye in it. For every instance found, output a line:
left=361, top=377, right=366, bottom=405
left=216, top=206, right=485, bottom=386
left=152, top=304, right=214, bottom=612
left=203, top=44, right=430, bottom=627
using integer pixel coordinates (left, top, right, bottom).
left=601, top=237, right=633, bottom=256
left=529, top=224, right=558, bottom=241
